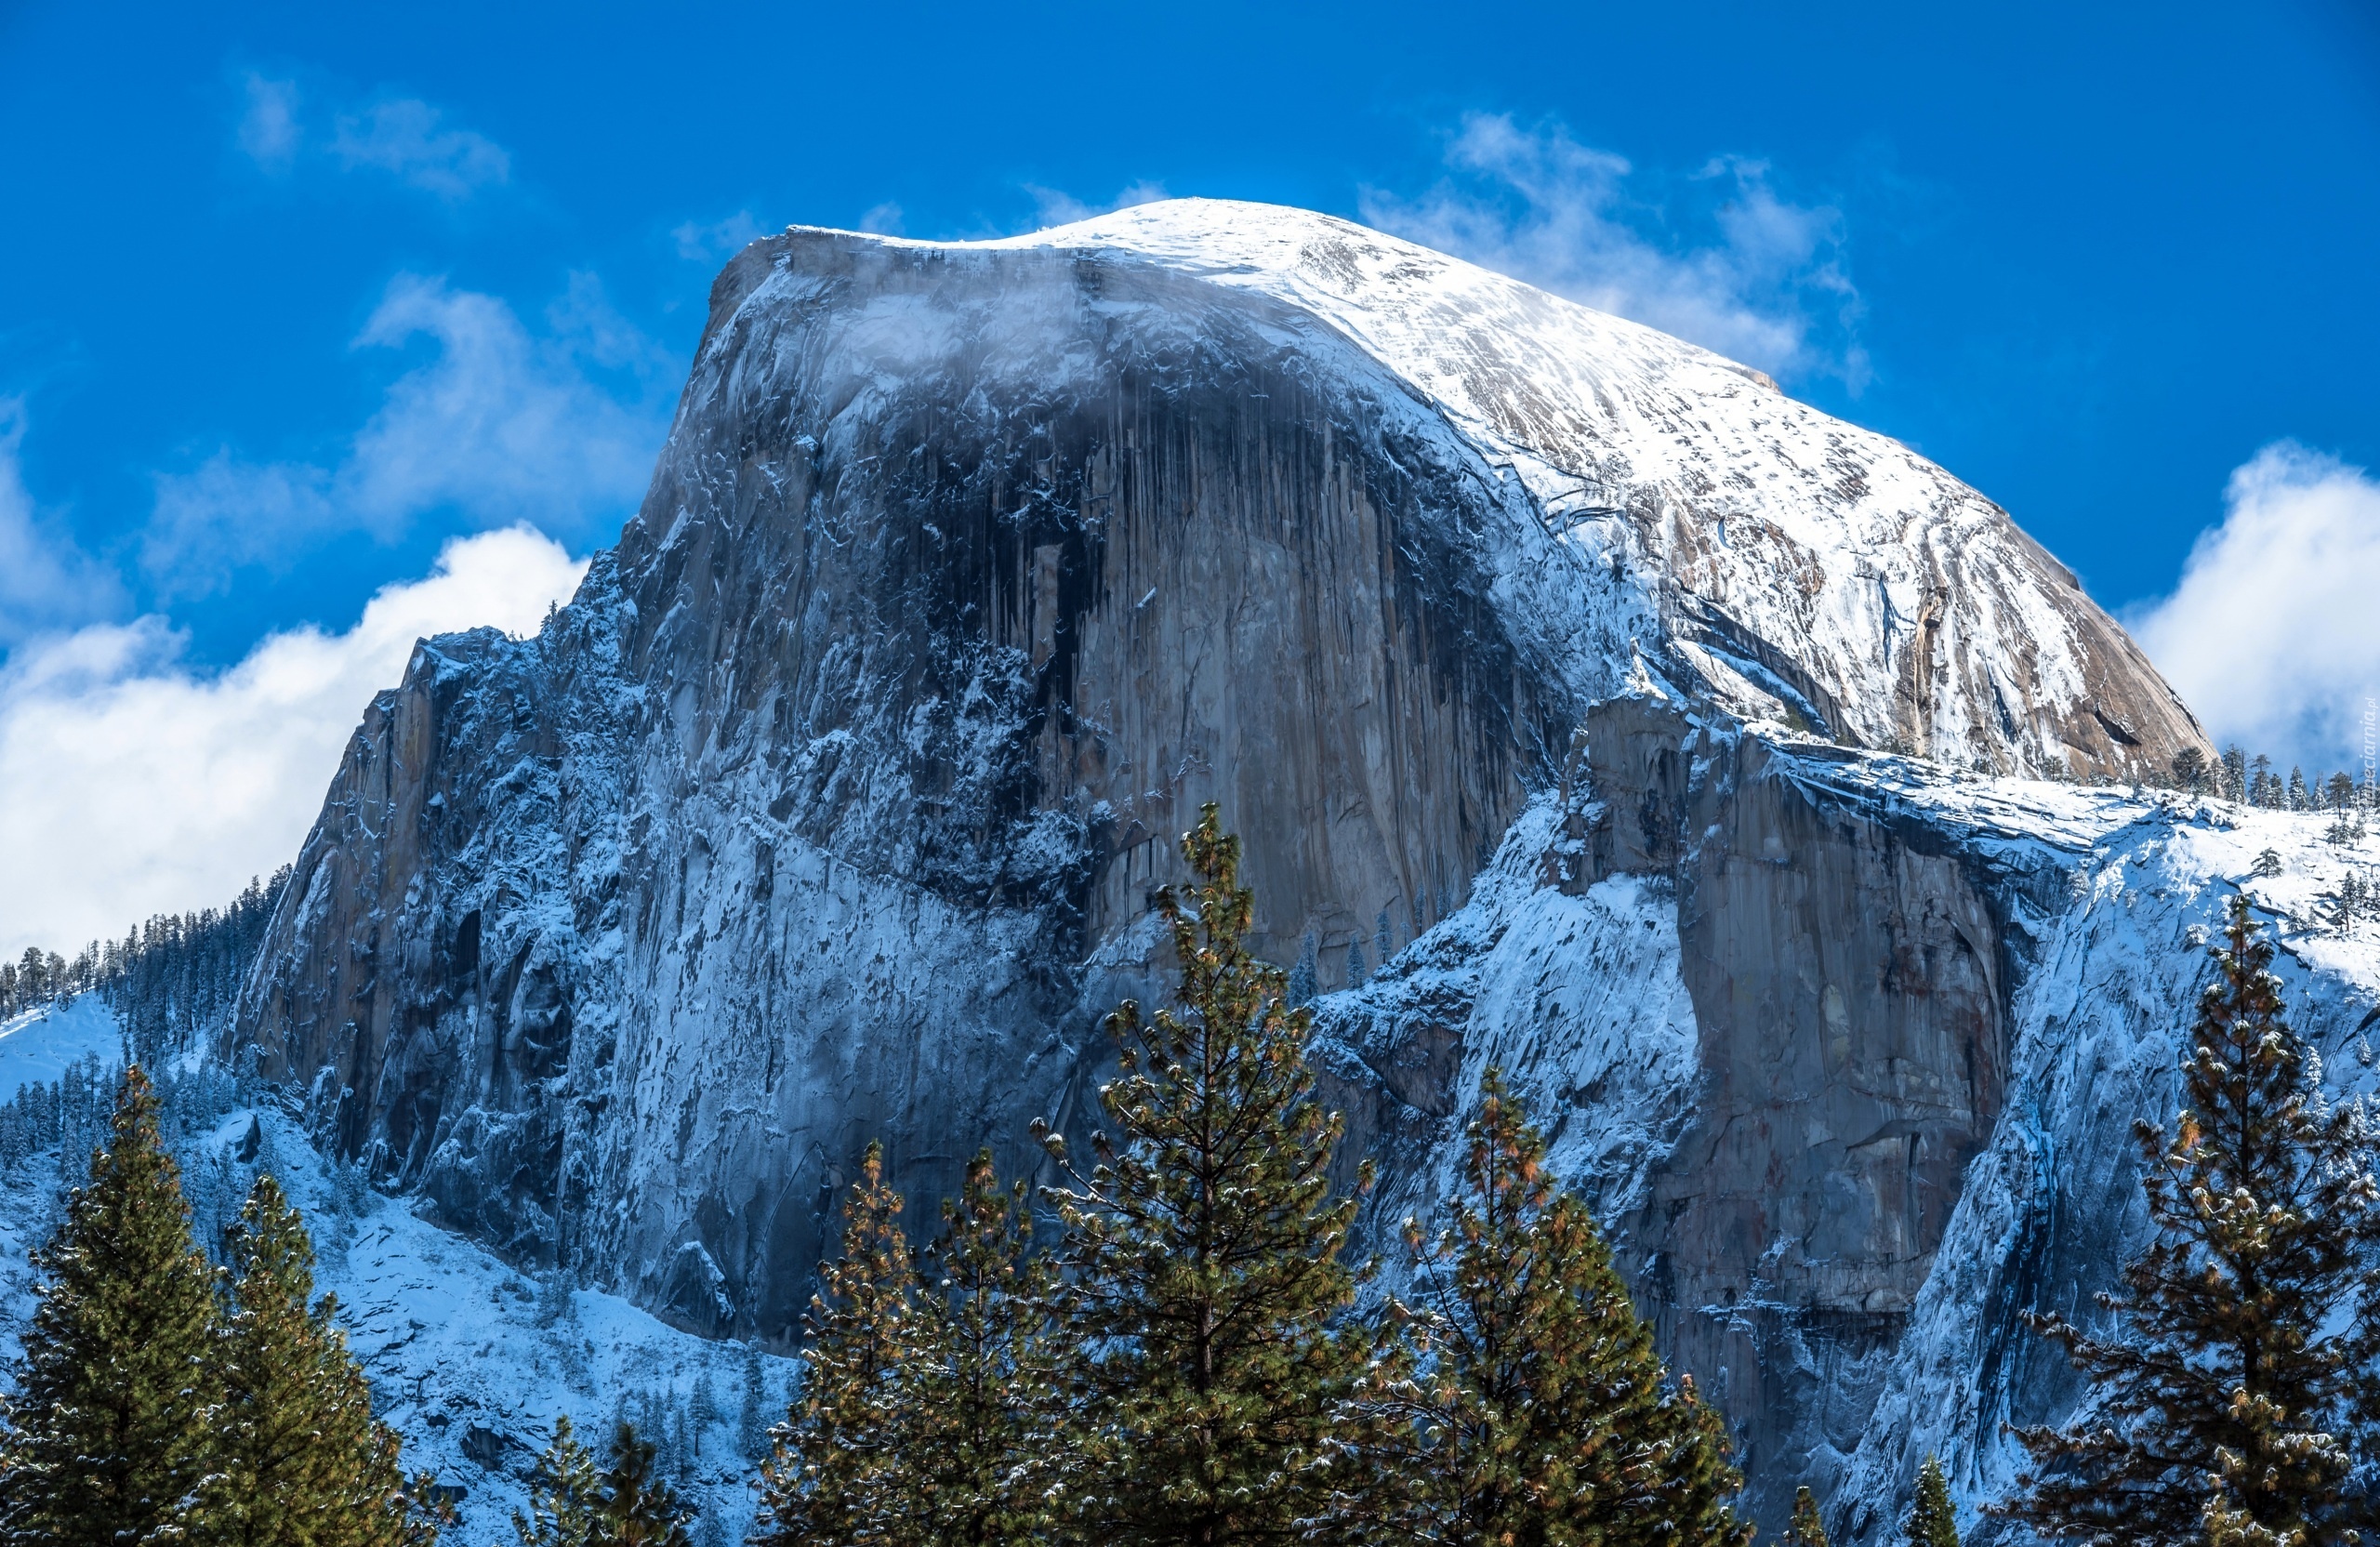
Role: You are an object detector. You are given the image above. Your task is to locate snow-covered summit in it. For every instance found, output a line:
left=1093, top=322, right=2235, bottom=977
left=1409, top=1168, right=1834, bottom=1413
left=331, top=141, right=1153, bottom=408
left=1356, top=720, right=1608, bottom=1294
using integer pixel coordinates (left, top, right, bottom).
left=787, top=197, right=2205, bottom=779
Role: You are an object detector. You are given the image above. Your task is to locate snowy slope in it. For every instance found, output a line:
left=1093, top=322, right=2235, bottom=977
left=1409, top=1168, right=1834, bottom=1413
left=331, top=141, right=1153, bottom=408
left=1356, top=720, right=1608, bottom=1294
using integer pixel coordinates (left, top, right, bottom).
left=0, top=1025, right=794, bottom=1542
left=0, top=998, right=125, bottom=1103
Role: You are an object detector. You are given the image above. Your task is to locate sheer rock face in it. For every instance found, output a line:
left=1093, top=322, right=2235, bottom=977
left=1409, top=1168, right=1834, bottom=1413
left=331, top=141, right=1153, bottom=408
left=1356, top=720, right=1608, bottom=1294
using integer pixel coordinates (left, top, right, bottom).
left=1315, top=695, right=2053, bottom=1531
left=236, top=202, right=2228, bottom=1530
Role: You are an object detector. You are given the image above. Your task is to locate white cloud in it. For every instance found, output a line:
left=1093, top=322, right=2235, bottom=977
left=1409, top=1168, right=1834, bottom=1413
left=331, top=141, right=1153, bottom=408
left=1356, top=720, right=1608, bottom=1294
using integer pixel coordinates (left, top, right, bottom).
left=143, top=274, right=669, bottom=595
left=329, top=97, right=509, bottom=199
left=2132, top=443, right=2380, bottom=777
left=1361, top=114, right=1867, bottom=388
left=0, top=402, right=123, bottom=648
left=673, top=209, right=766, bottom=262
left=857, top=202, right=905, bottom=237
left=236, top=73, right=301, bottom=170
left=1024, top=179, right=1170, bottom=230
left=0, top=527, right=587, bottom=960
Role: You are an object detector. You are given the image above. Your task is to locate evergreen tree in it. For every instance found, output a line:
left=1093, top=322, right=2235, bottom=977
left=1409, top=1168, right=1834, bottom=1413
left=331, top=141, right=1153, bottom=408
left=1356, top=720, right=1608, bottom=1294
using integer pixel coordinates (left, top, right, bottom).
left=1790, top=1485, right=1830, bottom=1546
left=736, top=1343, right=769, bottom=1462
left=1288, top=933, right=1318, bottom=1009
left=1995, top=896, right=2380, bottom=1543
left=515, top=1414, right=602, bottom=1547
left=0, top=1065, right=223, bottom=1547
left=1905, top=1455, right=1957, bottom=1547
left=1333, top=1070, right=1751, bottom=1546
left=2255, top=849, right=2284, bottom=879
left=2175, top=747, right=2211, bottom=794
left=1037, top=804, right=1372, bottom=1546
left=589, top=1423, right=692, bottom=1547
left=902, top=1150, right=1061, bottom=1546
left=206, top=1172, right=434, bottom=1547
left=752, top=1141, right=917, bottom=1546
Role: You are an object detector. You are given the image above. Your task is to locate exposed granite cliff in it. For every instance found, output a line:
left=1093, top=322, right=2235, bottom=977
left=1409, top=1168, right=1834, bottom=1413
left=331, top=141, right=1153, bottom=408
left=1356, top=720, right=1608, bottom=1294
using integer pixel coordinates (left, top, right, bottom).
left=232, top=201, right=2236, bottom=1536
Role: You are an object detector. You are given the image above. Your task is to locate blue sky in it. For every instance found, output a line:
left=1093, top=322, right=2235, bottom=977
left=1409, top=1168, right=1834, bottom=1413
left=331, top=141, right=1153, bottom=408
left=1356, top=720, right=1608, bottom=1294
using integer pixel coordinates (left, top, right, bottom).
left=2, top=0, right=2377, bottom=950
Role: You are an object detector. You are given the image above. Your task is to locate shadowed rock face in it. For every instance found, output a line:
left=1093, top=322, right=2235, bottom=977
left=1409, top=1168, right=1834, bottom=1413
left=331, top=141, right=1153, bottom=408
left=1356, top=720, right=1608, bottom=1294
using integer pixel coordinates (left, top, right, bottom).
left=236, top=204, right=2226, bottom=1532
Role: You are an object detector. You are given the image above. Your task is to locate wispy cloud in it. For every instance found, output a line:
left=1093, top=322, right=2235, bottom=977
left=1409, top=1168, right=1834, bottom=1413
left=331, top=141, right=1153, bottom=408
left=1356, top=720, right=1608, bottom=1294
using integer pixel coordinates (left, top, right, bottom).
left=2132, top=443, right=2380, bottom=776
left=142, top=274, right=671, bottom=596
left=1362, top=113, right=1868, bottom=389
left=232, top=73, right=509, bottom=200
left=0, top=528, right=586, bottom=959
left=857, top=202, right=905, bottom=237
left=672, top=209, right=766, bottom=262
left=1024, top=179, right=1170, bottom=230
left=328, top=98, right=509, bottom=198
left=0, top=403, right=123, bottom=649
left=235, top=73, right=301, bottom=170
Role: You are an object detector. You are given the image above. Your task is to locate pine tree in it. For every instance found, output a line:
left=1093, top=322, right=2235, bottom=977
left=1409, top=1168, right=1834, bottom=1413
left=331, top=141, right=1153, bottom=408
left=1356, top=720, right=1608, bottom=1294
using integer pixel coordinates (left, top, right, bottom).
left=515, top=1414, right=602, bottom=1547
left=0, top=1065, right=223, bottom=1547
left=1288, top=933, right=1318, bottom=1009
left=752, top=1141, right=917, bottom=1546
left=206, top=1172, right=433, bottom=1547
left=2254, top=848, right=2284, bottom=879
left=736, top=1343, right=769, bottom=1462
left=1036, top=804, right=1373, bottom=1546
left=1332, top=1070, right=1751, bottom=1546
left=1995, top=895, right=2380, bottom=1543
left=589, top=1423, right=692, bottom=1547
left=902, top=1150, right=1061, bottom=1546
left=1905, top=1455, right=1957, bottom=1547
left=1790, top=1485, right=1830, bottom=1546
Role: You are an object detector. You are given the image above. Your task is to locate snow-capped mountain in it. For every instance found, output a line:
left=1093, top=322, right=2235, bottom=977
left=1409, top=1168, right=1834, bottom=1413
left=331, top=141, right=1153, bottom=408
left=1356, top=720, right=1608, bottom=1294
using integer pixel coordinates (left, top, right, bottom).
left=191, top=198, right=2380, bottom=1539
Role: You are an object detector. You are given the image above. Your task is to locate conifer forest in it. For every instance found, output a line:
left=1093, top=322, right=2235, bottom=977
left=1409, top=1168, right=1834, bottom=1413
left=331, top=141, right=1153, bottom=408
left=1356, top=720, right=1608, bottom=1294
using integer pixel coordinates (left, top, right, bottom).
left=7, top=782, right=2380, bottom=1542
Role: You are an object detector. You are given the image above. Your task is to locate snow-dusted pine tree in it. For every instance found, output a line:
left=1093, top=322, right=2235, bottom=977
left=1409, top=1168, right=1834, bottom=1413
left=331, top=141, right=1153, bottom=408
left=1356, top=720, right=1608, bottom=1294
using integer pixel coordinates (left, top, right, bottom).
left=1790, top=1486, right=1830, bottom=1546
left=1037, top=804, right=1372, bottom=1546
left=590, top=1422, right=693, bottom=1547
left=515, top=1414, right=601, bottom=1547
left=0, top=1066, right=223, bottom=1547
left=207, top=1172, right=438, bottom=1546
left=752, top=1141, right=917, bottom=1545
left=900, top=1149, right=1062, bottom=1545
left=1904, top=1455, right=1957, bottom=1546
left=1332, top=1069, right=1752, bottom=1545
left=1996, top=895, right=2380, bottom=1542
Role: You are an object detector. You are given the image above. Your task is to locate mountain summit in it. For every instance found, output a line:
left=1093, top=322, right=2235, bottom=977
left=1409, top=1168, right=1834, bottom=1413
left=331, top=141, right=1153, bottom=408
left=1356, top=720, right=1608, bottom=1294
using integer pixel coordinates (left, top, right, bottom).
left=979, top=198, right=2204, bottom=776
